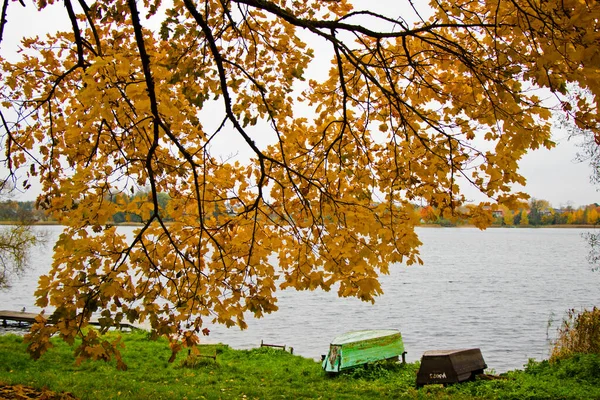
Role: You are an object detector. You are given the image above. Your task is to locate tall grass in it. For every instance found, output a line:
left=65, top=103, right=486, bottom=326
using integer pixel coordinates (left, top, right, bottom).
left=551, top=307, right=600, bottom=361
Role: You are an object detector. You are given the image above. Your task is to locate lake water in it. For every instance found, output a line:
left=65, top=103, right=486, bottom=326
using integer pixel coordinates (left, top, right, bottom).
left=1, top=226, right=599, bottom=372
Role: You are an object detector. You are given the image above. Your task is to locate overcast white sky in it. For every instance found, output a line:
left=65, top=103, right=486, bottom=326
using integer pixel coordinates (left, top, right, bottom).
left=1, top=0, right=598, bottom=207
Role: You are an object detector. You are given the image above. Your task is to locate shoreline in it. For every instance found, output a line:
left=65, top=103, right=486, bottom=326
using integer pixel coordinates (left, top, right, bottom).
left=0, top=221, right=595, bottom=229
left=418, top=224, right=596, bottom=228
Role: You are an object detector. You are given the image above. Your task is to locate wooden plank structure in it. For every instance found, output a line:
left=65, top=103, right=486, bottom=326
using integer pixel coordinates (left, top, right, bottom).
left=0, top=310, right=37, bottom=327
left=322, top=329, right=405, bottom=373
left=416, top=348, right=487, bottom=387
left=0, top=310, right=140, bottom=331
left=260, top=340, right=293, bottom=354
left=187, top=348, right=217, bottom=361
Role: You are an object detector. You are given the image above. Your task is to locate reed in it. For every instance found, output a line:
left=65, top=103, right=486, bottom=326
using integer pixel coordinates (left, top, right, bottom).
left=551, top=307, right=600, bottom=361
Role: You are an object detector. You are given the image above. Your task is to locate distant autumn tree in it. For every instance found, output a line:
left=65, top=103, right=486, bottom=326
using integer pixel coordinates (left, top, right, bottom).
left=0, top=183, right=44, bottom=290
left=519, top=209, right=529, bottom=226
left=1, top=0, right=600, bottom=366
left=502, top=207, right=514, bottom=226
left=528, top=198, right=551, bottom=226
left=0, top=224, right=40, bottom=287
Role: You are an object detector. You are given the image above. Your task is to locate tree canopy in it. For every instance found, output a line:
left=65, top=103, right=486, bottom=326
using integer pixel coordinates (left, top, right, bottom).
left=1, top=0, right=599, bottom=366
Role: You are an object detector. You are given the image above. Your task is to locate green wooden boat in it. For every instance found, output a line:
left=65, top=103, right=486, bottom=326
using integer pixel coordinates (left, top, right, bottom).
left=322, top=329, right=405, bottom=373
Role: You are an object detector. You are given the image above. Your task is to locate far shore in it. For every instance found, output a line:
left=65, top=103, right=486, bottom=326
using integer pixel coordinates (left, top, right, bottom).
left=0, top=221, right=595, bottom=229
left=419, top=224, right=596, bottom=229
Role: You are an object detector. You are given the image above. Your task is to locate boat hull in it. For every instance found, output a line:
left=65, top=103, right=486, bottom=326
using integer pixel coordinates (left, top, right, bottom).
left=416, top=348, right=487, bottom=387
left=322, top=329, right=404, bottom=373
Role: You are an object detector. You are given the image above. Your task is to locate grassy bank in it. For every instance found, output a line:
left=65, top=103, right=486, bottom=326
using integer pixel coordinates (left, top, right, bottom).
left=1, top=331, right=600, bottom=399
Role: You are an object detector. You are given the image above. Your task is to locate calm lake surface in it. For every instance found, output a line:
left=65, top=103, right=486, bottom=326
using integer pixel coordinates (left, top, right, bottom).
left=1, top=226, right=599, bottom=372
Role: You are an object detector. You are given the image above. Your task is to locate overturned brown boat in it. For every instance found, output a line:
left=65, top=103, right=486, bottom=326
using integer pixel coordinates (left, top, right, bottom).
left=416, top=348, right=487, bottom=387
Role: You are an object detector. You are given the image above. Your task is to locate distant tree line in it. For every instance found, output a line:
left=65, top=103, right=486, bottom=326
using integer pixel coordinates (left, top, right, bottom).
left=417, top=198, right=600, bottom=227
left=0, top=201, right=48, bottom=223
left=0, top=195, right=597, bottom=227
left=0, top=190, right=232, bottom=224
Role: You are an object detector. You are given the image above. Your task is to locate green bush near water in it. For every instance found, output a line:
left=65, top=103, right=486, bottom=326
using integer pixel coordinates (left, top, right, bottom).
left=1, top=331, right=600, bottom=399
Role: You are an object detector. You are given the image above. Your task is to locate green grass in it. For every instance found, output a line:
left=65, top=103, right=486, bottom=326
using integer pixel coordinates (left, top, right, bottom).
left=1, top=331, right=600, bottom=399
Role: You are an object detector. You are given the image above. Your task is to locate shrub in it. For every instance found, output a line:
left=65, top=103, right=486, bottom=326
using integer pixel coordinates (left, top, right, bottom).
left=551, top=307, right=600, bottom=361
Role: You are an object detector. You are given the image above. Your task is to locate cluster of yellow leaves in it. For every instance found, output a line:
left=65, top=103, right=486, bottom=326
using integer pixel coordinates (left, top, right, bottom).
left=1, top=0, right=600, bottom=364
